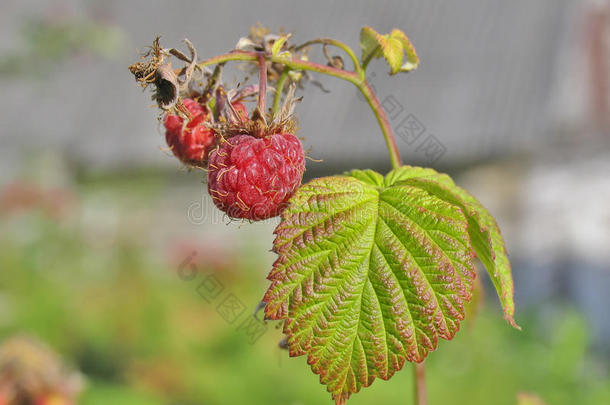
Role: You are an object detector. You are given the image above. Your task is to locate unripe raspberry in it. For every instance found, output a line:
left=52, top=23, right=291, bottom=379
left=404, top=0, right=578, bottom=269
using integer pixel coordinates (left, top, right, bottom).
left=207, top=133, right=305, bottom=220
left=164, top=98, right=215, bottom=166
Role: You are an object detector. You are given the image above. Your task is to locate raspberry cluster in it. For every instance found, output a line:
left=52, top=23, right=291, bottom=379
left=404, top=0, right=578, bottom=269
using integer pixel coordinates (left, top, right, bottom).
left=162, top=97, right=305, bottom=221
left=164, top=98, right=248, bottom=167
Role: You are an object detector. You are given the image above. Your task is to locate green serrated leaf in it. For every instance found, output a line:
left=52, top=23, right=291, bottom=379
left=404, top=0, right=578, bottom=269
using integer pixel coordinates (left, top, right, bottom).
left=451, top=188, right=519, bottom=329
left=464, top=266, right=485, bottom=327
left=345, top=169, right=384, bottom=186
left=387, top=166, right=519, bottom=329
left=360, top=26, right=383, bottom=67
left=379, top=33, right=403, bottom=74
left=390, top=29, right=419, bottom=72
left=264, top=167, right=483, bottom=404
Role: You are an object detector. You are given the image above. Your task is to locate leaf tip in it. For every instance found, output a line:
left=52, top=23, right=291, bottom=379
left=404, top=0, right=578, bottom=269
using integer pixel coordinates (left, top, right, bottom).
left=505, top=314, right=522, bottom=331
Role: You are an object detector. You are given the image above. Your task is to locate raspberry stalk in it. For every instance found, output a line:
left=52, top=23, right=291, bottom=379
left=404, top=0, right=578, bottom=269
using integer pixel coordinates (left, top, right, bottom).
left=257, top=52, right=268, bottom=119
left=197, top=50, right=402, bottom=169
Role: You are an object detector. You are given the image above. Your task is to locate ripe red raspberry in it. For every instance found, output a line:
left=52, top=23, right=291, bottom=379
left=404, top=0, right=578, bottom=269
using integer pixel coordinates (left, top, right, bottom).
left=207, top=133, right=305, bottom=220
left=164, top=98, right=215, bottom=166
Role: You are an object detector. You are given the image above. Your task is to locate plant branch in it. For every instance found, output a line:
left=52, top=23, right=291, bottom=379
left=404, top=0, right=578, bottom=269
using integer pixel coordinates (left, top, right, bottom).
left=295, top=38, right=363, bottom=77
left=199, top=51, right=360, bottom=84
left=357, top=79, right=402, bottom=169
left=413, top=363, right=427, bottom=405
left=197, top=51, right=401, bottom=168
left=257, top=53, right=267, bottom=115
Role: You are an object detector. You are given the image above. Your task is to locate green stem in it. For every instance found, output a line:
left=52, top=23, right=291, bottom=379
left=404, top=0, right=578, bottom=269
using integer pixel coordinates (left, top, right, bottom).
left=295, top=38, right=363, bottom=78
left=199, top=51, right=360, bottom=84
left=357, top=79, right=402, bottom=169
left=361, top=44, right=381, bottom=71
left=413, top=363, right=427, bottom=405
left=198, top=51, right=401, bottom=169
left=272, top=68, right=291, bottom=116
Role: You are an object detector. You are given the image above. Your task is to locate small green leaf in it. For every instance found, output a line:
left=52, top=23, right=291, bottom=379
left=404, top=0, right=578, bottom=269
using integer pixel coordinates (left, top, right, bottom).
left=380, top=32, right=404, bottom=74
left=390, top=29, right=419, bottom=72
left=359, top=27, right=419, bottom=74
left=207, top=96, right=216, bottom=117
left=271, top=34, right=291, bottom=56
left=360, top=26, right=383, bottom=67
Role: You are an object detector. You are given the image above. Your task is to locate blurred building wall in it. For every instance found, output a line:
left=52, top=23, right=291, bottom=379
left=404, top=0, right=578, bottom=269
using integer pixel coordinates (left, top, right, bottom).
left=0, top=0, right=582, bottom=180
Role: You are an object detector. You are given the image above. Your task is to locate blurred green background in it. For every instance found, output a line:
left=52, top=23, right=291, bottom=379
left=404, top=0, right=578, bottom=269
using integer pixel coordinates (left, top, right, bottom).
left=1, top=169, right=609, bottom=405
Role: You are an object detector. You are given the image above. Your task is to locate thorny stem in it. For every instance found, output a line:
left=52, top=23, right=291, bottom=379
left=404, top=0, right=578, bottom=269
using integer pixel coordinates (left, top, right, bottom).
left=413, top=363, right=427, bottom=405
left=272, top=67, right=290, bottom=117
left=198, top=49, right=401, bottom=169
